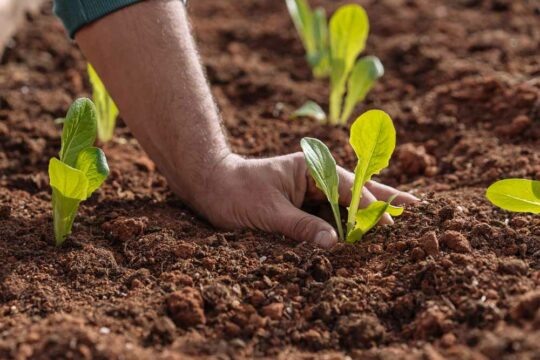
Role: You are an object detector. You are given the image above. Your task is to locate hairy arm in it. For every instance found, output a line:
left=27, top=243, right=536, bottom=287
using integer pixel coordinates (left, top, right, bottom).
left=76, top=0, right=229, bottom=207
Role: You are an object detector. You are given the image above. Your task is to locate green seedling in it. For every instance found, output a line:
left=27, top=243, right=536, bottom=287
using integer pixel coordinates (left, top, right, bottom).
left=301, top=109, right=402, bottom=243
left=287, top=2, right=384, bottom=125
left=285, top=0, right=330, bottom=78
left=88, top=63, right=119, bottom=142
left=292, top=100, right=327, bottom=123
left=486, top=179, right=540, bottom=214
left=49, top=98, right=109, bottom=246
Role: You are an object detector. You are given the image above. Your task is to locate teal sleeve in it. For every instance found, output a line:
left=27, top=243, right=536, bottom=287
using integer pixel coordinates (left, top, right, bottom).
left=53, top=0, right=187, bottom=38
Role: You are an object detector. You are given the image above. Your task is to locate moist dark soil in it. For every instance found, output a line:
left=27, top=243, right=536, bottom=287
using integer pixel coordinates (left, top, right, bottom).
left=1, top=0, right=540, bottom=359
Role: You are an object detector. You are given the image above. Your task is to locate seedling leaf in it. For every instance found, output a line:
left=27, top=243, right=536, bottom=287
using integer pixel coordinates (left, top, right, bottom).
left=386, top=204, right=404, bottom=217
left=300, top=137, right=344, bottom=240
left=486, top=179, right=540, bottom=214
left=59, top=98, right=97, bottom=167
left=292, top=101, right=327, bottom=122
left=341, top=56, right=384, bottom=123
left=311, top=8, right=330, bottom=78
left=49, top=158, right=89, bottom=246
left=75, top=147, right=110, bottom=198
left=88, top=63, right=119, bottom=142
left=346, top=201, right=388, bottom=243
left=49, top=98, right=109, bottom=246
left=329, top=4, right=369, bottom=123
left=285, top=0, right=315, bottom=55
left=49, top=157, right=89, bottom=201
left=347, top=110, right=396, bottom=233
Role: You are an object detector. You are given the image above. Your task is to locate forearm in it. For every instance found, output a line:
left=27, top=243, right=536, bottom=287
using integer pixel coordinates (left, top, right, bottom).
left=75, top=0, right=230, bottom=204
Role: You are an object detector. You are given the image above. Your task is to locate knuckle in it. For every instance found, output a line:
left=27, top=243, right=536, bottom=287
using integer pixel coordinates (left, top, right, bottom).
left=291, top=214, right=316, bottom=240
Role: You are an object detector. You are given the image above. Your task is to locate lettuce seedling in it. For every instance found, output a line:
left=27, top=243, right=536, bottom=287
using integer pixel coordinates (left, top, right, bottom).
left=286, top=0, right=330, bottom=78
left=486, top=179, right=540, bottom=213
left=49, top=98, right=109, bottom=245
left=292, top=101, right=327, bottom=123
left=88, top=63, right=119, bottom=142
left=289, top=3, right=384, bottom=125
left=301, top=109, right=402, bottom=243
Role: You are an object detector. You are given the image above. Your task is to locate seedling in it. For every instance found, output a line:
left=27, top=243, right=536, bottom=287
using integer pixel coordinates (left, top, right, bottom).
left=486, top=179, right=540, bottom=213
left=291, top=101, right=326, bottom=123
left=88, top=63, right=119, bottom=142
left=287, top=2, right=384, bottom=125
left=49, top=98, right=110, bottom=246
left=285, top=0, right=330, bottom=78
left=301, top=110, right=403, bottom=243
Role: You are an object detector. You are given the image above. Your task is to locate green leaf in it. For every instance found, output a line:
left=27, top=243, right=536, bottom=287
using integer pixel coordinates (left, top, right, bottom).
left=486, top=179, right=540, bottom=214
left=385, top=193, right=404, bottom=217
left=300, top=137, right=344, bottom=240
left=49, top=158, right=89, bottom=246
left=329, top=4, right=369, bottom=123
left=59, top=98, right=97, bottom=167
left=386, top=204, right=404, bottom=217
left=75, top=147, right=110, bottom=198
left=49, top=158, right=89, bottom=201
left=346, top=201, right=388, bottom=243
left=340, top=56, right=384, bottom=123
left=88, top=63, right=119, bottom=142
left=311, top=7, right=330, bottom=78
left=286, top=0, right=316, bottom=57
left=292, top=101, right=327, bottom=122
left=347, top=110, right=396, bottom=233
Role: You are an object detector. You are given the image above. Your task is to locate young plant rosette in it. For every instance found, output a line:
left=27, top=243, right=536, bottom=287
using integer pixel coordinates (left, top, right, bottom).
left=49, top=98, right=110, bottom=245
left=301, top=109, right=403, bottom=243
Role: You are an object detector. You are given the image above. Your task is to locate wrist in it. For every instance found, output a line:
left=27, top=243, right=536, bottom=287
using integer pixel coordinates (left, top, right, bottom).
left=167, top=149, right=240, bottom=211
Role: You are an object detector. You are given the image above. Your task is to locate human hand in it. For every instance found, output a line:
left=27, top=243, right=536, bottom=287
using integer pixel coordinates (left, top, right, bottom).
left=183, top=152, right=417, bottom=249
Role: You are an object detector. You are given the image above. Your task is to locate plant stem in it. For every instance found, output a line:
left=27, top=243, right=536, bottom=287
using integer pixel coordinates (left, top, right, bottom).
left=52, top=190, right=79, bottom=246
left=330, top=202, right=344, bottom=241
left=346, top=176, right=363, bottom=235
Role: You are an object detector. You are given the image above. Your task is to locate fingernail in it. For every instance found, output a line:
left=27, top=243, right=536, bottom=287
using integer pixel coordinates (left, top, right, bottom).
left=314, top=230, right=336, bottom=248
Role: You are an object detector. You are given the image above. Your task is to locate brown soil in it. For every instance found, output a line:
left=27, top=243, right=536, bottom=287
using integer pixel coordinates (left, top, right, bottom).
left=1, top=0, right=540, bottom=359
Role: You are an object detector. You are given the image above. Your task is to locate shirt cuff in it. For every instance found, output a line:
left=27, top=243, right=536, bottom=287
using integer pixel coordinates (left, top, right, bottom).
left=53, top=0, right=187, bottom=39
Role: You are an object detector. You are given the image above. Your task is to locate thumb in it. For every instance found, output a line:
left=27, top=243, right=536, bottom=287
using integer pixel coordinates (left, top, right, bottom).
left=269, top=201, right=338, bottom=248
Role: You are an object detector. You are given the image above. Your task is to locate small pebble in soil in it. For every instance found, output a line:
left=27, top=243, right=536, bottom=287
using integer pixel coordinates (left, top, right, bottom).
left=101, top=216, right=148, bottom=242
left=419, top=231, right=440, bottom=256
left=283, top=251, right=301, bottom=264
left=440, top=332, right=457, bottom=348
left=262, top=303, right=284, bottom=320
left=224, top=321, right=242, bottom=337
left=307, top=255, right=333, bottom=282
left=444, top=218, right=467, bottom=231
left=173, top=242, right=195, bottom=259
left=166, top=287, right=206, bottom=328
left=368, top=244, right=384, bottom=254
left=510, top=290, right=540, bottom=320
left=396, top=143, right=438, bottom=177
left=497, top=258, right=528, bottom=276
left=249, top=290, right=266, bottom=306
left=438, top=206, right=455, bottom=221
left=440, top=230, right=471, bottom=253
left=410, top=247, right=426, bottom=261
